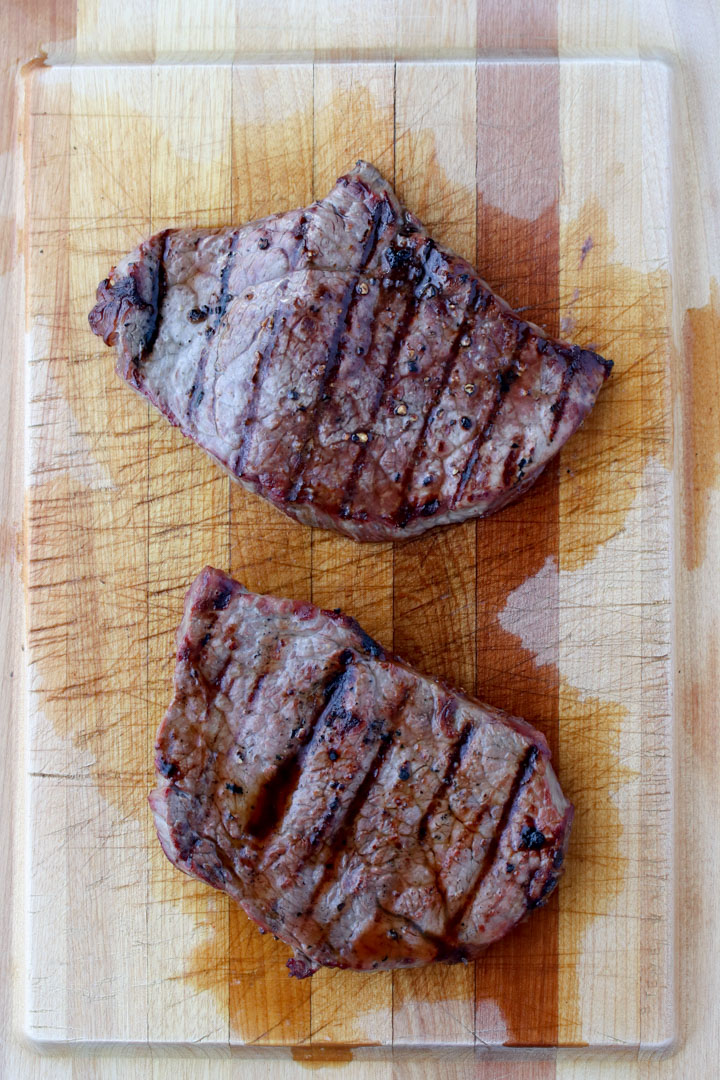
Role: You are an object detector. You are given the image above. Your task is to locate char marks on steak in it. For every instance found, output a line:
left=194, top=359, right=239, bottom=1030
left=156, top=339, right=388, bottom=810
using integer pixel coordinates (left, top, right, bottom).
left=149, top=567, right=573, bottom=977
left=89, top=162, right=611, bottom=542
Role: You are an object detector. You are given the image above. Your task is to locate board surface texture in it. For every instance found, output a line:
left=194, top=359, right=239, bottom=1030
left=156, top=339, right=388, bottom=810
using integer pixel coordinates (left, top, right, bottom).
left=24, top=56, right=674, bottom=1057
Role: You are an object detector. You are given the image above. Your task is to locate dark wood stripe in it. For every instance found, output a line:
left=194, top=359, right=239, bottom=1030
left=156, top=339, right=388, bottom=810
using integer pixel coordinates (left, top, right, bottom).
left=286, top=200, right=388, bottom=502
left=417, top=718, right=472, bottom=845
left=245, top=653, right=354, bottom=843
left=447, top=744, right=539, bottom=936
left=473, top=31, right=562, bottom=1057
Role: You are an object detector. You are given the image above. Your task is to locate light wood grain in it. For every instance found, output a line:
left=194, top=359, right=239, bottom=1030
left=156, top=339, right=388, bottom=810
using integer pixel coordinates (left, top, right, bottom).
left=2, top=1, right=720, bottom=1079
left=556, top=58, right=673, bottom=1048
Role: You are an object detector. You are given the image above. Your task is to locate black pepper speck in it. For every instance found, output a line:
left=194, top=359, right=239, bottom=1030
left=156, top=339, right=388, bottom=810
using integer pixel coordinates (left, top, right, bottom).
left=520, top=826, right=547, bottom=851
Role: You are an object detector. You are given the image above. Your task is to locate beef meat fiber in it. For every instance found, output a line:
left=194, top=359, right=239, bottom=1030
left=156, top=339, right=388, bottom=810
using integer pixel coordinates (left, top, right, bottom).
left=90, top=161, right=611, bottom=542
left=149, top=567, right=573, bottom=977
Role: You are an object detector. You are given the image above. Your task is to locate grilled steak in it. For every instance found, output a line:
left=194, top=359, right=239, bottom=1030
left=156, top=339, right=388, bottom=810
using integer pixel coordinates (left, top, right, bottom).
left=90, top=162, right=611, bottom=542
left=149, top=567, right=573, bottom=977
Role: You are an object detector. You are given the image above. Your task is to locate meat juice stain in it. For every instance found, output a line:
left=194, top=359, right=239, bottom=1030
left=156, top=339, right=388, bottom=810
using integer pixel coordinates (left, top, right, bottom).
left=553, top=684, right=632, bottom=1045
left=291, top=1045, right=353, bottom=1068
left=439, top=89, right=669, bottom=1044
left=19, top=50, right=49, bottom=78
left=557, top=197, right=672, bottom=571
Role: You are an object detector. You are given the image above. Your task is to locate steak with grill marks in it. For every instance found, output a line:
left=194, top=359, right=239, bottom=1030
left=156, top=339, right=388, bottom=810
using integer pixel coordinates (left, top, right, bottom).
left=89, top=161, right=612, bottom=542
left=149, top=567, right=573, bottom=977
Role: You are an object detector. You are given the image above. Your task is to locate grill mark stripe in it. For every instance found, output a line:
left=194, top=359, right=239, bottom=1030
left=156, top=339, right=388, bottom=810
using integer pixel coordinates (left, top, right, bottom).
left=245, top=653, right=354, bottom=844
left=286, top=200, right=388, bottom=502
left=394, top=281, right=481, bottom=526
left=501, top=441, right=523, bottom=489
left=340, top=287, right=419, bottom=516
left=306, top=688, right=412, bottom=921
left=306, top=735, right=395, bottom=910
left=319, top=736, right=396, bottom=901
left=451, top=320, right=530, bottom=506
left=451, top=357, right=521, bottom=507
left=217, top=228, right=241, bottom=322
left=142, top=228, right=170, bottom=360
left=417, top=718, right=472, bottom=845
left=447, top=744, right=539, bottom=936
left=286, top=281, right=356, bottom=494
left=526, top=867, right=559, bottom=911
left=290, top=213, right=308, bottom=270
left=548, top=347, right=582, bottom=443
left=451, top=395, right=500, bottom=503
left=229, top=230, right=307, bottom=476
left=375, top=902, right=469, bottom=965
left=244, top=634, right=284, bottom=708
left=245, top=671, right=268, bottom=708
left=230, top=301, right=288, bottom=476
left=189, top=229, right=240, bottom=416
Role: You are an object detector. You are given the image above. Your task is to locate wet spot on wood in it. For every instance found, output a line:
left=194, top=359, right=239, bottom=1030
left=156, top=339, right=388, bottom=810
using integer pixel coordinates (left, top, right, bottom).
left=557, top=198, right=672, bottom=571
left=291, top=1045, right=354, bottom=1067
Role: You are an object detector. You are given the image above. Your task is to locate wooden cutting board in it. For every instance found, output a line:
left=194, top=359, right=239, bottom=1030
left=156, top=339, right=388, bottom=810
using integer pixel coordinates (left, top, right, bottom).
left=23, top=54, right=674, bottom=1059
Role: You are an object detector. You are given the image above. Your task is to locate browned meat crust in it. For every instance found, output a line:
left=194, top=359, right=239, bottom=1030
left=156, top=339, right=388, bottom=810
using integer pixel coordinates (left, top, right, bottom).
left=90, top=162, right=611, bottom=542
left=149, top=567, right=573, bottom=977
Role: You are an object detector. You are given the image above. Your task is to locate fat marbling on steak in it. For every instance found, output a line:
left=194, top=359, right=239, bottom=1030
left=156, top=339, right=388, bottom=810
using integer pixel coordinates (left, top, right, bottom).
left=89, top=162, right=612, bottom=542
left=149, top=567, right=573, bottom=977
